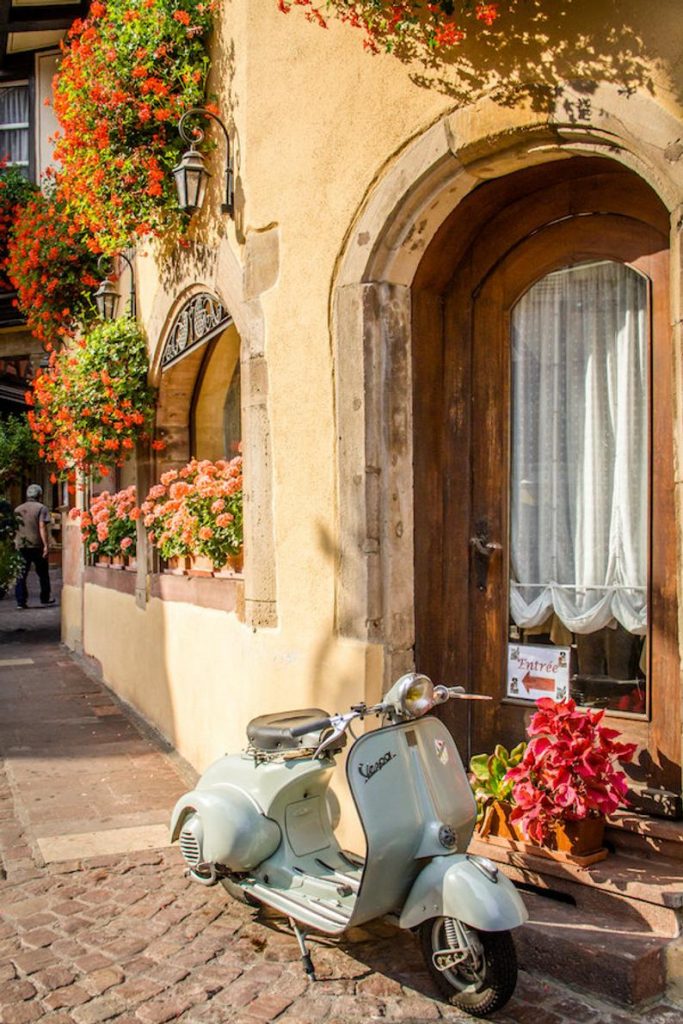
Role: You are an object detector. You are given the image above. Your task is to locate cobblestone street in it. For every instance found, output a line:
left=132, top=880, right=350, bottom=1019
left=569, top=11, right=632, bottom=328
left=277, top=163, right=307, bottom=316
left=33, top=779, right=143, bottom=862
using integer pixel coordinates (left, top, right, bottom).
left=1, top=589, right=682, bottom=1024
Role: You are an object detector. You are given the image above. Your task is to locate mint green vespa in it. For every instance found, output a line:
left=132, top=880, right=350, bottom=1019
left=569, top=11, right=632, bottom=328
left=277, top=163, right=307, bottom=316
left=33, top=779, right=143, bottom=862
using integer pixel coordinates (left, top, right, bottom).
left=170, top=674, right=528, bottom=1017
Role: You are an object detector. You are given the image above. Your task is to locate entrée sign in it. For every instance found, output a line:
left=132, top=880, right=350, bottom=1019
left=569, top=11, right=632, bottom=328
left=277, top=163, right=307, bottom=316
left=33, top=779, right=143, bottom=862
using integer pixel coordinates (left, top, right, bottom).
left=507, top=643, right=570, bottom=702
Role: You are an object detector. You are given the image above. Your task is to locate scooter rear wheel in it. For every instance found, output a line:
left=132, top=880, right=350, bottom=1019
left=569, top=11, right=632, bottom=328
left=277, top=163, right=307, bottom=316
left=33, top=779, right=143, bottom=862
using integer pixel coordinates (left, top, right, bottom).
left=419, top=917, right=517, bottom=1018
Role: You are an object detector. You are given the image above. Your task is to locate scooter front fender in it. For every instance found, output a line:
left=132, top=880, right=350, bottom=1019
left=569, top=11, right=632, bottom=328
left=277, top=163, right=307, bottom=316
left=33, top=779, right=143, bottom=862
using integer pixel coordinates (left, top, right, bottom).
left=399, top=854, right=528, bottom=932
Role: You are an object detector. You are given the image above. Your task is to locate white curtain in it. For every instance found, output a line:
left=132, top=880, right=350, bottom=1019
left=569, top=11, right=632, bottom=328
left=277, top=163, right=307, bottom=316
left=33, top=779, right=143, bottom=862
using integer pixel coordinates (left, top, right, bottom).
left=510, top=260, right=648, bottom=637
left=0, top=86, right=29, bottom=169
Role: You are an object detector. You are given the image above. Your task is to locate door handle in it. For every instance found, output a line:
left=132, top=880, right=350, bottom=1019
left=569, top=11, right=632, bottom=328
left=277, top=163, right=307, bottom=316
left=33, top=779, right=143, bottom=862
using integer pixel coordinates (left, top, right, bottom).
left=470, top=535, right=501, bottom=558
left=470, top=528, right=501, bottom=591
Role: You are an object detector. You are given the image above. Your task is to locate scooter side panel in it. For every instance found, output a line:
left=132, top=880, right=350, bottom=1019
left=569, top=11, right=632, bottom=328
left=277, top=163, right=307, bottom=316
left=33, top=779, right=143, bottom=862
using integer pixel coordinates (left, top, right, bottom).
left=399, top=855, right=529, bottom=931
left=170, top=788, right=281, bottom=870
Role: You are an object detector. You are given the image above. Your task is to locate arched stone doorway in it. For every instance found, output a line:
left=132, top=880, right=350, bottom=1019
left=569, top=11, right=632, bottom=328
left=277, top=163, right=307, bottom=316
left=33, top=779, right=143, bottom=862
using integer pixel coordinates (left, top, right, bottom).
left=333, top=90, right=683, bottom=813
left=413, top=156, right=678, bottom=807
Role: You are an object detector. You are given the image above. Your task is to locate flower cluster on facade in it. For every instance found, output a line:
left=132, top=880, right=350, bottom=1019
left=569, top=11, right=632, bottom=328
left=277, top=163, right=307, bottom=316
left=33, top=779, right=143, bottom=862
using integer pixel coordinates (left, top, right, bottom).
left=276, top=0, right=501, bottom=52
left=70, top=485, right=139, bottom=558
left=7, top=179, right=100, bottom=348
left=26, top=318, right=158, bottom=479
left=0, top=165, right=38, bottom=294
left=52, top=0, right=216, bottom=255
left=141, top=456, right=243, bottom=567
left=8, top=0, right=215, bottom=479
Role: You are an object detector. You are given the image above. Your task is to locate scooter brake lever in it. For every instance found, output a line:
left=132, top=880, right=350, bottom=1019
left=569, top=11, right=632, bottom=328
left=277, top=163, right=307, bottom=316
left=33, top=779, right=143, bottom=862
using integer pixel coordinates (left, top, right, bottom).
left=313, top=712, right=355, bottom=758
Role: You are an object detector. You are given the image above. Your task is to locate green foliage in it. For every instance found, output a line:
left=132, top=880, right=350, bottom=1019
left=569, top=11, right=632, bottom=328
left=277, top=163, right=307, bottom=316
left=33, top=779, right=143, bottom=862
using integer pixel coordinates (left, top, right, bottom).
left=0, top=539, right=22, bottom=594
left=469, top=742, right=526, bottom=822
left=0, top=415, right=39, bottom=486
left=28, top=316, right=157, bottom=478
left=0, top=499, right=22, bottom=594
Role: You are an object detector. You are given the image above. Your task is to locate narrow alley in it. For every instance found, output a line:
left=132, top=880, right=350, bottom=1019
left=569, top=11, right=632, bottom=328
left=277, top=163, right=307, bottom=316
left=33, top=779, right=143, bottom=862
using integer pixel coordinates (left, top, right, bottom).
left=0, top=586, right=681, bottom=1024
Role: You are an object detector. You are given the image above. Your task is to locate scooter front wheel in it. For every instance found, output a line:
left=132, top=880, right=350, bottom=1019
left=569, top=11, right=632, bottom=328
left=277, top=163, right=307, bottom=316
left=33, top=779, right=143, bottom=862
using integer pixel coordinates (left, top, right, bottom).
left=419, top=917, right=517, bottom=1018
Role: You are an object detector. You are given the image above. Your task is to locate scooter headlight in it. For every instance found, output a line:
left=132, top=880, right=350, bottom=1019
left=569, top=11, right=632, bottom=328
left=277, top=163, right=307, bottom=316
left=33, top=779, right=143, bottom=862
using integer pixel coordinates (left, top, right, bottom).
left=384, top=673, right=435, bottom=719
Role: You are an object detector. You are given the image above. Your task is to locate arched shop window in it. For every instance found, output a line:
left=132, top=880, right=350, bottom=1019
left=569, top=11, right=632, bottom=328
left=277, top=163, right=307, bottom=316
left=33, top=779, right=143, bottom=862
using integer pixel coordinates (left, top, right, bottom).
left=191, top=324, right=242, bottom=460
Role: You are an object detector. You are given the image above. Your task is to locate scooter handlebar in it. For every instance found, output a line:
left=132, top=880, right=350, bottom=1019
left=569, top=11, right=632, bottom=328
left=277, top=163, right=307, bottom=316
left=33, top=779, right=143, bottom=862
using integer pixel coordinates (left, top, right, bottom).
left=290, top=717, right=333, bottom=738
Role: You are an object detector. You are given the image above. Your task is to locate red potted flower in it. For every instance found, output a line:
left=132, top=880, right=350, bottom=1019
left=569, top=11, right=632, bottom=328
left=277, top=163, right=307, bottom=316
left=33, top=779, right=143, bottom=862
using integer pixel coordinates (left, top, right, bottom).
left=504, top=698, right=637, bottom=857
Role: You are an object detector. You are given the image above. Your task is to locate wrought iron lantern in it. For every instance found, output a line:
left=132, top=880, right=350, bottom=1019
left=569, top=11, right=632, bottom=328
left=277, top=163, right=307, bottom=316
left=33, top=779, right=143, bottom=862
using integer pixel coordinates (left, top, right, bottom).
left=173, top=107, right=234, bottom=216
left=94, top=276, right=119, bottom=321
left=95, top=252, right=136, bottom=320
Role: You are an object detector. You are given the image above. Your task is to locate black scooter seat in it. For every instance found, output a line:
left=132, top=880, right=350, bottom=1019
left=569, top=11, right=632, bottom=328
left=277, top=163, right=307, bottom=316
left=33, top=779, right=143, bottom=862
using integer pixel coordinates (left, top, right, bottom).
left=247, top=708, right=345, bottom=752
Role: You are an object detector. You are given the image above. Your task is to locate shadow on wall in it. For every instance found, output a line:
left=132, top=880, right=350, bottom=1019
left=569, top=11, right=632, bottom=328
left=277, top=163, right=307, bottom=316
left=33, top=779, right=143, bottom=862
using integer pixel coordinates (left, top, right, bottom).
left=154, top=29, right=241, bottom=291
left=360, top=0, right=668, bottom=111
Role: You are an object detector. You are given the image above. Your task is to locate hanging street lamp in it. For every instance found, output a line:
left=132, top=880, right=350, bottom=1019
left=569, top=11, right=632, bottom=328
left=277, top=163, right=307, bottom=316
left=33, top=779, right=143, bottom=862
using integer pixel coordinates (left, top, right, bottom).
left=173, top=107, right=234, bottom=216
left=94, top=252, right=136, bottom=321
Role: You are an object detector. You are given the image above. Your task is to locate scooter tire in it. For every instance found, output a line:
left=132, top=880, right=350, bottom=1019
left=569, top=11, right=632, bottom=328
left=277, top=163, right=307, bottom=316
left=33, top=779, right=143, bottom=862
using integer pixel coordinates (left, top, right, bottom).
left=419, top=918, right=517, bottom=1018
left=220, top=877, right=260, bottom=908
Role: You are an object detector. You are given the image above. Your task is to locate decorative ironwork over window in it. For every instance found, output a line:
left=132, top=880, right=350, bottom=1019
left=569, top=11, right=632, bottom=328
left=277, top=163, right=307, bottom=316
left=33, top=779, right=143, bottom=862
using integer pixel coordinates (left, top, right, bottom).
left=161, top=292, right=232, bottom=370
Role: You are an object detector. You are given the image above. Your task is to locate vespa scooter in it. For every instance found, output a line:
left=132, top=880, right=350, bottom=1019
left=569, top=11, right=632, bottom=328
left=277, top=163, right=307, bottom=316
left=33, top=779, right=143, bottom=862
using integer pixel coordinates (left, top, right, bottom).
left=170, top=673, right=528, bottom=1017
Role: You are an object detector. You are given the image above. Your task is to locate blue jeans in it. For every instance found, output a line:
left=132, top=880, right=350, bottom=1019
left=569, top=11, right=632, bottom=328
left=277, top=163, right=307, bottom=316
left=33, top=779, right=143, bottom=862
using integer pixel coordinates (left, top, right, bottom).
left=15, top=547, right=51, bottom=606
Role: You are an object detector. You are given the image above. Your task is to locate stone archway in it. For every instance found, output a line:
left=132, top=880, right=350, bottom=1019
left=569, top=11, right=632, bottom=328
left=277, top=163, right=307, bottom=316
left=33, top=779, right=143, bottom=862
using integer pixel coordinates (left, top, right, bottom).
left=333, top=83, right=683, bottom=692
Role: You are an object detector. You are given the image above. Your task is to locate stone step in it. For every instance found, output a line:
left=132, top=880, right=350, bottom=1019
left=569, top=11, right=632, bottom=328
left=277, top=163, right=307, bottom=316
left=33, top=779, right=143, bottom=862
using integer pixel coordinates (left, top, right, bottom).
left=469, top=835, right=683, bottom=937
left=517, top=891, right=671, bottom=1005
left=606, top=811, right=683, bottom=862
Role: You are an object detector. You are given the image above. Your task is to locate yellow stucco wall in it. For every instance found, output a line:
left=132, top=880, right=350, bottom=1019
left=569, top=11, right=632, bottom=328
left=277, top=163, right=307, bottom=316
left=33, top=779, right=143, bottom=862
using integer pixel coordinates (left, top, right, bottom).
left=79, top=580, right=381, bottom=846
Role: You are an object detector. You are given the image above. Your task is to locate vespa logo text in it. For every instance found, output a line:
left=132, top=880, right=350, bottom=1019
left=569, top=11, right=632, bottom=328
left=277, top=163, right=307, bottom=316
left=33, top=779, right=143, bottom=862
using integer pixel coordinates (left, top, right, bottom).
left=358, top=751, right=396, bottom=784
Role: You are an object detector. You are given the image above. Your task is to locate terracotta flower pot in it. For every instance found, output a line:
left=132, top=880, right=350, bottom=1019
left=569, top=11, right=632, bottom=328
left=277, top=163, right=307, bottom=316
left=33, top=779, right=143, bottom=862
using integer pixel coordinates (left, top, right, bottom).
left=187, top=554, right=214, bottom=578
left=164, top=555, right=190, bottom=575
left=479, top=800, right=518, bottom=841
left=110, top=555, right=125, bottom=570
left=544, top=817, right=606, bottom=856
left=478, top=799, right=606, bottom=861
left=124, top=556, right=137, bottom=572
left=214, top=549, right=244, bottom=577
left=95, top=555, right=111, bottom=568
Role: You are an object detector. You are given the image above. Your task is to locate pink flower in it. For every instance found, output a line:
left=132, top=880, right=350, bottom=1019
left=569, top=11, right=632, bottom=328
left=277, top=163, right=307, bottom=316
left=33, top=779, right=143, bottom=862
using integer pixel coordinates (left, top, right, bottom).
left=215, top=513, right=233, bottom=527
left=121, top=537, right=133, bottom=550
left=199, top=526, right=213, bottom=540
left=89, top=542, right=98, bottom=552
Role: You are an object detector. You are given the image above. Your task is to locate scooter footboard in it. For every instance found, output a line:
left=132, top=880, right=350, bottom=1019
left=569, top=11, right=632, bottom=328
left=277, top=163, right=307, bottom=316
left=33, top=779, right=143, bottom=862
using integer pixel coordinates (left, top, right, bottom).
left=399, top=854, right=528, bottom=932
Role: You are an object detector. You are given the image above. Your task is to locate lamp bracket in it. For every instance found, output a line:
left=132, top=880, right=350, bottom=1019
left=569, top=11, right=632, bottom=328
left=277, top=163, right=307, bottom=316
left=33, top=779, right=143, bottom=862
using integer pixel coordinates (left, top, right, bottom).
left=178, top=107, right=234, bottom=217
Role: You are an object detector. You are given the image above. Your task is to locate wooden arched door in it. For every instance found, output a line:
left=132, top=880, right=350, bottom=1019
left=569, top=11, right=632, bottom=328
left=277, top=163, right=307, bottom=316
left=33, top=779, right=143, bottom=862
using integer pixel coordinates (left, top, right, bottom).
left=412, top=160, right=680, bottom=810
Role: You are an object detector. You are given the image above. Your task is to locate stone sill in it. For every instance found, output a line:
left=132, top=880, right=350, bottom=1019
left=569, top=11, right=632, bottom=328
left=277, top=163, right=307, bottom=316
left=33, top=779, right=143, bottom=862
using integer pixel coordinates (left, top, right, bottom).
left=83, top=566, right=244, bottom=615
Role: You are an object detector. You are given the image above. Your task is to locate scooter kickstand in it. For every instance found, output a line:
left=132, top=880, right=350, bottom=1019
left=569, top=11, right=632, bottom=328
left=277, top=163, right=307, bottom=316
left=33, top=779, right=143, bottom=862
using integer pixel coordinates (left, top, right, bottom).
left=289, top=918, right=316, bottom=981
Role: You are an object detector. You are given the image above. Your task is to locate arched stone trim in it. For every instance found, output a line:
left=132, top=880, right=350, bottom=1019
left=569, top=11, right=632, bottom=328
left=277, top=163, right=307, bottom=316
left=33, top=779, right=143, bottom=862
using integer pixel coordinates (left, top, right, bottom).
left=332, top=82, right=683, bottom=690
left=143, top=235, right=279, bottom=629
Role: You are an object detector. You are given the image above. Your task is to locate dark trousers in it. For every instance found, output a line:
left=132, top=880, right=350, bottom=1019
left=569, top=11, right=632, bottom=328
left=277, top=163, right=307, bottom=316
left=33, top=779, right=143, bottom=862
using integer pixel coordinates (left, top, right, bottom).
left=15, top=547, right=51, bottom=606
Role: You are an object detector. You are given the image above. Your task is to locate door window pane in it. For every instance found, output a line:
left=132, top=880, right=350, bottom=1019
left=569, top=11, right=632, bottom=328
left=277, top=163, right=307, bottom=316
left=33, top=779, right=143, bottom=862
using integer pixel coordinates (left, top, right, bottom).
left=510, top=260, right=648, bottom=713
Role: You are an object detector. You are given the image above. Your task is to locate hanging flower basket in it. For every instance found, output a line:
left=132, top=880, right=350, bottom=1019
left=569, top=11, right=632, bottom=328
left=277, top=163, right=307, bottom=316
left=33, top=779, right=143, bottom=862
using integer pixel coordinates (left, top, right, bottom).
left=27, top=319, right=158, bottom=479
left=52, top=0, right=216, bottom=254
left=7, top=178, right=100, bottom=348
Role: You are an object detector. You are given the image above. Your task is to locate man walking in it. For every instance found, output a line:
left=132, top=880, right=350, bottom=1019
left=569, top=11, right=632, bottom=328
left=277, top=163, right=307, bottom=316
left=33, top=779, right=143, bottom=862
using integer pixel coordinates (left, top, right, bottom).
left=14, top=484, right=55, bottom=609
